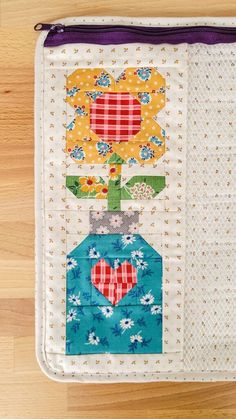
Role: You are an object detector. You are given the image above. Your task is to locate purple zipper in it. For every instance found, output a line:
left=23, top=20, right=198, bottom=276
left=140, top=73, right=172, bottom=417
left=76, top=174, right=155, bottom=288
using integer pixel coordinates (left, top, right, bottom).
left=34, top=23, right=236, bottom=46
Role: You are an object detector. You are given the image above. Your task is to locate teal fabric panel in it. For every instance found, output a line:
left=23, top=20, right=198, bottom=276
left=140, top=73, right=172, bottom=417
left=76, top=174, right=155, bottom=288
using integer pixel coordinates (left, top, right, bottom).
left=66, top=234, right=162, bottom=354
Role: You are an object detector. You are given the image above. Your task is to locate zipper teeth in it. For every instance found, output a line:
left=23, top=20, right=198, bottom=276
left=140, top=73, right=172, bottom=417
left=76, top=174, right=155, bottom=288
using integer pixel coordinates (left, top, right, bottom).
left=40, top=23, right=236, bottom=47
left=62, top=25, right=236, bottom=34
left=35, top=23, right=236, bottom=35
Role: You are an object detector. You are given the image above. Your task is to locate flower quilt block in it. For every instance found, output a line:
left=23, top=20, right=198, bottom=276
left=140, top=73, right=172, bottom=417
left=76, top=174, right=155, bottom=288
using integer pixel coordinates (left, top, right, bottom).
left=66, top=67, right=166, bottom=164
left=65, top=66, right=165, bottom=356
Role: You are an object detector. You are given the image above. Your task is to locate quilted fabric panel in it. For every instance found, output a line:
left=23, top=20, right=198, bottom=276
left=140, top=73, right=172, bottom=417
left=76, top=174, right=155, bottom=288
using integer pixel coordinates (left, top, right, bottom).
left=66, top=67, right=166, bottom=165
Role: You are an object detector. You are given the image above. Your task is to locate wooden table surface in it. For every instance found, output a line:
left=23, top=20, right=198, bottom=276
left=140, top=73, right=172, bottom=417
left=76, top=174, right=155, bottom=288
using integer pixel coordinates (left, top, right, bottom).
left=1, top=1, right=236, bottom=418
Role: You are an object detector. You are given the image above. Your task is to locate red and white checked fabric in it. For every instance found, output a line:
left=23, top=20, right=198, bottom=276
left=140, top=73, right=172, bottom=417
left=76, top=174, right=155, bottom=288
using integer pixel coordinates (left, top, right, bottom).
left=90, top=92, right=141, bottom=142
left=91, top=258, right=137, bottom=305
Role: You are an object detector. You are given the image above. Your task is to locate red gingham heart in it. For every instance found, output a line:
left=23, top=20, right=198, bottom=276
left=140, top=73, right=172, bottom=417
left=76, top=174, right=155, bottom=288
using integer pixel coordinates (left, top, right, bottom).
left=91, top=258, right=137, bottom=305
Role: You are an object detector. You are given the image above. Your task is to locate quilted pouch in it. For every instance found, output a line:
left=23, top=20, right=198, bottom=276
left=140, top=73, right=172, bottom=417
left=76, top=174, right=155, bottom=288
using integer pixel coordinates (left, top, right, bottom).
left=35, top=17, right=236, bottom=382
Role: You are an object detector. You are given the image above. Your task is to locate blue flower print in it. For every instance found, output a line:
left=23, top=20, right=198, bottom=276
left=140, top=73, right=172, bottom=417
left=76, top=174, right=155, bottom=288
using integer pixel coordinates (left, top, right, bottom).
left=129, top=333, right=152, bottom=353
left=99, top=306, right=114, bottom=318
left=71, top=322, right=80, bottom=334
left=128, top=285, right=145, bottom=299
left=127, top=157, right=138, bottom=165
left=66, top=339, right=73, bottom=353
left=149, top=135, right=163, bottom=147
left=120, top=318, right=134, bottom=333
left=111, top=323, right=122, bottom=337
left=150, top=305, right=162, bottom=315
left=121, top=234, right=136, bottom=248
left=95, top=72, right=111, bottom=88
left=140, top=145, right=155, bottom=160
left=68, top=293, right=81, bottom=306
left=138, top=92, right=151, bottom=104
left=66, top=234, right=163, bottom=355
left=85, top=328, right=109, bottom=347
left=92, top=312, right=104, bottom=323
left=86, top=91, right=103, bottom=101
left=69, top=145, right=85, bottom=161
left=88, top=247, right=100, bottom=259
left=67, top=86, right=80, bottom=97
left=136, top=68, right=152, bottom=81
left=75, top=106, right=88, bottom=116
left=131, top=249, right=144, bottom=259
left=67, top=119, right=76, bottom=131
left=96, top=141, right=112, bottom=157
left=128, top=331, right=142, bottom=352
left=66, top=308, right=79, bottom=323
left=86, top=329, right=100, bottom=346
left=140, top=291, right=155, bottom=305
left=136, top=259, right=148, bottom=270
left=67, top=257, right=78, bottom=270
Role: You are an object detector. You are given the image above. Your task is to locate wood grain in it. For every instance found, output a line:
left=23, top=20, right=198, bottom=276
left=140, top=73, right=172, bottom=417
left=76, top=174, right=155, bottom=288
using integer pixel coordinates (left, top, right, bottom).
left=1, top=2, right=236, bottom=418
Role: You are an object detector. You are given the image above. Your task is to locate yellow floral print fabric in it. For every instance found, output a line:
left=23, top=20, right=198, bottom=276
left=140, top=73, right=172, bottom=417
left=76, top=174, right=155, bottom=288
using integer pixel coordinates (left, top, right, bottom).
left=66, top=67, right=166, bottom=165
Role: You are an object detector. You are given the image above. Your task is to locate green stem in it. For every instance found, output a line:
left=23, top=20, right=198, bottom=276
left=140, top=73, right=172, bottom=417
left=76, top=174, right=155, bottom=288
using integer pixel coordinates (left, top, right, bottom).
left=107, top=164, right=122, bottom=211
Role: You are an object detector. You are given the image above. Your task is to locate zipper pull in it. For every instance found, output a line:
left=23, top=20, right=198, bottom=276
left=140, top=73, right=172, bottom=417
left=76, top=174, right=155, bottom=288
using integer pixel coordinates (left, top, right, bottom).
left=34, top=23, right=65, bottom=33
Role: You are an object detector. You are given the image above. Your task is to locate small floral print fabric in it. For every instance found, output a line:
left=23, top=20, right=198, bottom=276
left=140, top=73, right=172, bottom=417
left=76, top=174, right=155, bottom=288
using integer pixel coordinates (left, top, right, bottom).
left=89, top=211, right=139, bottom=234
left=66, top=67, right=166, bottom=165
left=66, top=234, right=162, bottom=355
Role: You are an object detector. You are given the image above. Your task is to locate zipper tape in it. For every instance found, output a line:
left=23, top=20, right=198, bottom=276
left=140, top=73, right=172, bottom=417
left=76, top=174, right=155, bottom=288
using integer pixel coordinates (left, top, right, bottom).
left=34, top=23, right=236, bottom=46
